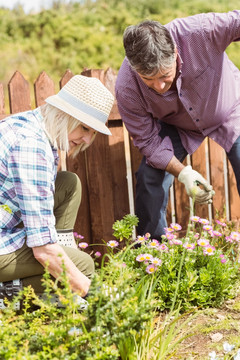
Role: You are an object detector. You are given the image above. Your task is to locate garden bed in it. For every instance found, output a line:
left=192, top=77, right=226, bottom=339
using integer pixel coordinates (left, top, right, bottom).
left=0, top=213, right=240, bottom=359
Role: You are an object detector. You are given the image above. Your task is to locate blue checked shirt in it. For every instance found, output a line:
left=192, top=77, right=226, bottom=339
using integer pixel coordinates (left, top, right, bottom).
left=0, top=108, right=59, bottom=255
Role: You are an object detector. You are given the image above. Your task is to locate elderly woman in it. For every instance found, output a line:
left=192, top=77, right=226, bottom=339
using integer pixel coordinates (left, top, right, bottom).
left=0, top=75, right=114, bottom=308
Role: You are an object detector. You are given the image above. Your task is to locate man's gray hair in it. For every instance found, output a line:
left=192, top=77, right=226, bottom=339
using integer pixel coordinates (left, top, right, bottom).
left=123, top=20, right=176, bottom=76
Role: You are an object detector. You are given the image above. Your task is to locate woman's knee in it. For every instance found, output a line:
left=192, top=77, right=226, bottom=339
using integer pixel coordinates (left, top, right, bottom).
left=63, top=247, right=95, bottom=279
left=56, top=171, right=81, bottom=196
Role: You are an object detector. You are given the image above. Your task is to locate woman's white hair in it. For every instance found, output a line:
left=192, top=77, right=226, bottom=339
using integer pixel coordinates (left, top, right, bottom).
left=40, top=103, right=96, bottom=157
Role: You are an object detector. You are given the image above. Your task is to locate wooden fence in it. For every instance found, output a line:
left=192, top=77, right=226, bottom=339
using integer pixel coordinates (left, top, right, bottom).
left=0, top=69, right=239, bottom=252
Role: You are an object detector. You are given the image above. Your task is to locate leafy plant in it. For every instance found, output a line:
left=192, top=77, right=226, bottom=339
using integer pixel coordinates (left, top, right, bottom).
left=117, top=215, right=240, bottom=311
left=112, top=214, right=138, bottom=242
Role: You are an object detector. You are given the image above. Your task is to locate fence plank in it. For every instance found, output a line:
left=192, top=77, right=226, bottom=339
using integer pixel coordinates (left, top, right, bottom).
left=60, top=69, right=74, bottom=88
left=79, top=69, right=116, bottom=253
left=129, top=137, right=142, bottom=206
left=8, top=71, right=31, bottom=113
left=66, top=152, right=92, bottom=242
left=208, top=139, right=226, bottom=219
left=34, top=71, right=55, bottom=107
left=0, top=83, right=5, bottom=115
left=228, top=159, right=240, bottom=221
left=174, top=158, right=190, bottom=228
left=108, top=120, right=130, bottom=220
left=104, top=67, right=120, bottom=120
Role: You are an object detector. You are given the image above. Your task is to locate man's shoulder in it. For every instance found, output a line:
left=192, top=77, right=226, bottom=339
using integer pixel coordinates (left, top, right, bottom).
left=116, top=58, right=139, bottom=93
left=165, top=13, right=204, bottom=36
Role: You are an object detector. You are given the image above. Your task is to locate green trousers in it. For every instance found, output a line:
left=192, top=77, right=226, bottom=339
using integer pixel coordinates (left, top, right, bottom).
left=0, top=171, right=94, bottom=292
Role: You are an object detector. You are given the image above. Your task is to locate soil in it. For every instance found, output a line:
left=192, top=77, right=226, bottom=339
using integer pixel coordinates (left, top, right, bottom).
left=168, top=293, right=240, bottom=359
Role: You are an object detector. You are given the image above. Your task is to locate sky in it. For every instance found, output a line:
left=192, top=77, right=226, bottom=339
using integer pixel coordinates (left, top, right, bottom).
left=0, top=0, right=72, bottom=13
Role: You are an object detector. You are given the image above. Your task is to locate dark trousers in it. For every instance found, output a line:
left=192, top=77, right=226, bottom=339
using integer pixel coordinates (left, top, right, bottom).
left=135, top=124, right=240, bottom=240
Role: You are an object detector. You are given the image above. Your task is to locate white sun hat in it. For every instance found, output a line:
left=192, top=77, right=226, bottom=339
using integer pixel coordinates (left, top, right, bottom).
left=45, top=75, right=114, bottom=135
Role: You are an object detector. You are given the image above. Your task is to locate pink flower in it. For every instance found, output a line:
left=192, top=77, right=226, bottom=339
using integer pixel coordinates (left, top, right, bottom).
left=203, top=225, right=213, bottom=232
left=95, top=251, right=102, bottom=257
left=146, top=264, right=157, bottom=274
left=190, top=216, right=200, bottom=222
left=183, top=243, right=195, bottom=251
left=136, top=254, right=146, bottom=262
left=136, top=235, right=146, bottom=243
left=197, top=238, right=210, bottom=247
left=78, top=242, right=88, bottom=249
left=144, top=253, right=153, bottom=261
left=203, top=245, right=216, bottom=256
left=230, top=232, right=240, bottom=242
left=150, top=258, right=162, bottom=266
left=164, top=227, right=174, bottom=233
left=199, top=218, right=209, bottom=225
left=74, top=233, right=84, bottom=239
left=148, top=239, right=159, bottom=248
left=166, top=233, right=175, bottom=240
left=107, top=240, right=119, bottom=248
left=172, top=239, right=183, bottom=245
left=158, top=243, right=169, bottom=252
left=216, top=219, right=227, bottom=227
left=212, top=230, right=222, bottom=237
left=225, top=236, right=233, bottom=243
left=170, top=223, right=182, bottom=231
left=194, top=233, right=200, bottom=239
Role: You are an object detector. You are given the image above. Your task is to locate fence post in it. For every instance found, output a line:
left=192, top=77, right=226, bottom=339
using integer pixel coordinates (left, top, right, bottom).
left=8, top=71, right=31, bottom=113
left=34, top=71, right=55, bottom=107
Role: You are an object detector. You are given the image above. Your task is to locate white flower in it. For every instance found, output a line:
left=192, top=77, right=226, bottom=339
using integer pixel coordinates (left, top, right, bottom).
left=209, top=351, right=218, bottom=360
left=234, top=349, right=240, bottom=360
left=223, top=342, right=235, bottom=353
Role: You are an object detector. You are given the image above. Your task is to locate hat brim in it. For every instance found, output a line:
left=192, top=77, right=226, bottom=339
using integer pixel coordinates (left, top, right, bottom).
left=45, top=94, right=112, bottom=136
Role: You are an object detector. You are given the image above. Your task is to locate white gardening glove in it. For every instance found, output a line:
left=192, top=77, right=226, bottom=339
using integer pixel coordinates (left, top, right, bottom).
left=178, top=165, right=215, bottom=204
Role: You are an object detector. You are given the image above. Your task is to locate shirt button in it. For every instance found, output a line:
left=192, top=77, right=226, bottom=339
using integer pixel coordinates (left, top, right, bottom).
left=196, top=119, right=199, bottom=122
left=189, top=107, right=193, bottom=111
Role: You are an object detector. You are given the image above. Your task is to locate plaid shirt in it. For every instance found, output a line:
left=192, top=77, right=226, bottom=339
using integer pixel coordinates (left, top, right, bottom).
left=0, top=108, right=59, bottom=255
left=116, top=11, right=240, bottom=170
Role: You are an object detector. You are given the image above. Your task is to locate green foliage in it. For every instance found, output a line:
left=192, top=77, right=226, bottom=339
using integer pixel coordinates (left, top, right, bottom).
left=0, top=213, right=239, bottom=358
left=0, top=0, right=239, bottom=94
left=112, top=214, right=139, bottom=242
left=116, top=215, right=240, bottom=311
left=0, top=249, right=156, bottom=359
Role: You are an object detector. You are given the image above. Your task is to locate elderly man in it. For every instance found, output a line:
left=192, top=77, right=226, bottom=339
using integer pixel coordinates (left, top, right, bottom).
left=115, top=11, right=240, bottom=239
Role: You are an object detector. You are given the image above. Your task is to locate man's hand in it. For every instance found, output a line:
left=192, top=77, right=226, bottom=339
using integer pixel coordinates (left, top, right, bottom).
left=178, top=165, right=215, bottom=204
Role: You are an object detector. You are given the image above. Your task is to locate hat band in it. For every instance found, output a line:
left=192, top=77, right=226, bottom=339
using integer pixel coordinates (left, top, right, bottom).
left=58, top=89, right=107, bottom=124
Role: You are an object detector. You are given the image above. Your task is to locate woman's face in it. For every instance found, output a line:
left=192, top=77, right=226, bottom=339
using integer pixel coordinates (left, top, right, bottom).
left=68, top=124, right=95, bottom=150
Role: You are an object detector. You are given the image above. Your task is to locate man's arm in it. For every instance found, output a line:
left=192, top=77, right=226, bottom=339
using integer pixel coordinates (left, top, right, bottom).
left=166, top=156, right=214, bottom=204
left=33, top=243, right=91, bottom=296
left=165, top=155, right=185, bottom=176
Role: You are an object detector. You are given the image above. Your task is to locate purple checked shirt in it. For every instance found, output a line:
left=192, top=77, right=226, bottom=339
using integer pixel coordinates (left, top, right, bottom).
left=115, top=11, right=240, bottom=170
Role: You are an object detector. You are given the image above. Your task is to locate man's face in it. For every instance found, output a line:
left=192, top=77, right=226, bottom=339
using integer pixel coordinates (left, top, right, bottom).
left=138, top=58, right=177, bottom=94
